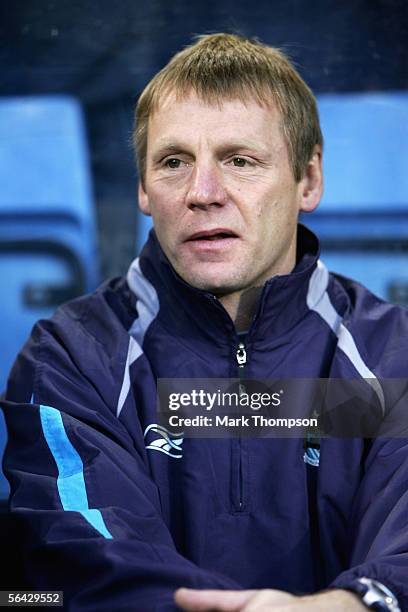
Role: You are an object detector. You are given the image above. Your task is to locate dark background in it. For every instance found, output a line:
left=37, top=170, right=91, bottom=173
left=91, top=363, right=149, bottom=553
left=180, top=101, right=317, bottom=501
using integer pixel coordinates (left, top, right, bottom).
left=1, top=0, right=407, bottom=279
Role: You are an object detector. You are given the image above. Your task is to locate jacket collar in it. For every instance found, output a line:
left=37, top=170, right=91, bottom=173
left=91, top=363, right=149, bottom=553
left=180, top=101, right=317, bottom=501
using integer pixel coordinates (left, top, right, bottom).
left=128, top=224, right=322, bottom=347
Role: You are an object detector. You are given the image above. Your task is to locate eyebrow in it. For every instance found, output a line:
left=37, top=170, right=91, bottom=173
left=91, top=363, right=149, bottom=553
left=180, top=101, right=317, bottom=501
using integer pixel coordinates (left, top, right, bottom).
left=150, top=142, right=188, bottom=161
left=215, top=142, right=271, bottom=158
left=151, top=140, right=271, bottom=160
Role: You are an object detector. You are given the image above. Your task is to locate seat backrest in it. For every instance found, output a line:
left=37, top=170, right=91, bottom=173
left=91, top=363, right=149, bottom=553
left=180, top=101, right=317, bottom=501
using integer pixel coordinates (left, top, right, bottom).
left=316, top=91, right=408, bottom=213
left=0, top=95, right=99, bottom=290
left=303, top=91, right=408, bottom=304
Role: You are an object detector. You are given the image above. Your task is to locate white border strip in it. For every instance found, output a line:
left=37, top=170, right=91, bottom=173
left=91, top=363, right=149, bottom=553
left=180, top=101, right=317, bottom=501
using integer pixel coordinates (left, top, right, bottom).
left=307, top=261, right=385, bottom=414
left=116, top=336, right=142, bottom=417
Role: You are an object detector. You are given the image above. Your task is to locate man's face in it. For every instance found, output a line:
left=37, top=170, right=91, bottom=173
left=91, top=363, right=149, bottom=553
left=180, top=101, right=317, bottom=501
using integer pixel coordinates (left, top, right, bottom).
left=139, top=91, right=321, bottom=294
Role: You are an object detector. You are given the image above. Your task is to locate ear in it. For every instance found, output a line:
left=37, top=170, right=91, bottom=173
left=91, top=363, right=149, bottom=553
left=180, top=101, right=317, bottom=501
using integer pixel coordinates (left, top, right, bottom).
left=298, top=145, right=323, bottom=213
left=138, top=181, right=152, bottom=216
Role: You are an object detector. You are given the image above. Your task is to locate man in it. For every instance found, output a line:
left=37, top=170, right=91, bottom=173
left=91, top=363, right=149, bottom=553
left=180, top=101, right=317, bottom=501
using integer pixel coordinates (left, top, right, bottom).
left=2, top=33, right=407, bottom=611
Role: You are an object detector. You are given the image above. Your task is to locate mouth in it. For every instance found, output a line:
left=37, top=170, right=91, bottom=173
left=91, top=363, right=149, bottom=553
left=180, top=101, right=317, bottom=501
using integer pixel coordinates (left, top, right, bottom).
left=186, top=228, right=239, bottom=242
left=182, top=228, right=239, bottom=256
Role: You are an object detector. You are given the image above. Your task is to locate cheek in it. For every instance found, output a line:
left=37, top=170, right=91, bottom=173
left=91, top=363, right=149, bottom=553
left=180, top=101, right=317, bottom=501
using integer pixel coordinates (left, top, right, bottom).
left=148, top=179, right=186, bottom=211
left=254, top=196, right=280, bottom=226
left=147, top=189, right=176, bottom=220
left=252, top=196, right=296, bottom=246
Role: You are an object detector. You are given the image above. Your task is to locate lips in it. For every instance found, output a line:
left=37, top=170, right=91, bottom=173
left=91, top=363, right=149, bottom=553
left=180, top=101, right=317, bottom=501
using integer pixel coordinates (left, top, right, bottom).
left=186, top=228, right=238, bottom=241
left=182, top=228, right=238, bottom=256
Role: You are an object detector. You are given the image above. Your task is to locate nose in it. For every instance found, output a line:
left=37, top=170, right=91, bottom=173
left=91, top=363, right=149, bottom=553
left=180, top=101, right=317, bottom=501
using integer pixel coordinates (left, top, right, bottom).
left=185, top=162, right=228, bottom=211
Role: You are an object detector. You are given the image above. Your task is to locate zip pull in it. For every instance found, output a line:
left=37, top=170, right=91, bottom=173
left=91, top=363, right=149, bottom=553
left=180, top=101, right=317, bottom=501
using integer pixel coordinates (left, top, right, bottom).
left=236, top=343, right=247, bottom=367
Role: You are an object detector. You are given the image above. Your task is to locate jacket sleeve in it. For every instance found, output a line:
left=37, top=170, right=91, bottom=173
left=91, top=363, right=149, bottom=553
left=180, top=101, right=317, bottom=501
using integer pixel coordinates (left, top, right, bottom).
left=1, top=313, right=240, bottom=612
left=329, top=431, right=408, bottom=609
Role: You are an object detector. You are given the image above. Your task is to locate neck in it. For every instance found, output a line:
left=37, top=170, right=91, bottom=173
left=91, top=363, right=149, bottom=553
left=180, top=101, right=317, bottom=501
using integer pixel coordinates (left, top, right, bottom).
left=218, top=251, right=297, bottom=333
left=218, top=287, right=263, bottom=332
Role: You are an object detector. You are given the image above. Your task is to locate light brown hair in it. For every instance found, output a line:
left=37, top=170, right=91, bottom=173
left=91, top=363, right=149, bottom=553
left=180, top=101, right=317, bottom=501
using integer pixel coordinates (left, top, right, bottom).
left=134, top=33, right=323, bottom=184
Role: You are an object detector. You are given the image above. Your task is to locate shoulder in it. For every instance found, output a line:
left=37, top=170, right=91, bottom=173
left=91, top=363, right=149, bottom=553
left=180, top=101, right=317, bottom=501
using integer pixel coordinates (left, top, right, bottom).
left=328, top=270, right=408, bottom=376
left=6, top=277, right=138, bottom=406
left=52, top=276, right=136, bottom=343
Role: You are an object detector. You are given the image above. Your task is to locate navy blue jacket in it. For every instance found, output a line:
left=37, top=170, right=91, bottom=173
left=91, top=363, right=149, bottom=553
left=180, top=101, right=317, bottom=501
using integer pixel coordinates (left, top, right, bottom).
left=2, top=225, right=408, bottom=610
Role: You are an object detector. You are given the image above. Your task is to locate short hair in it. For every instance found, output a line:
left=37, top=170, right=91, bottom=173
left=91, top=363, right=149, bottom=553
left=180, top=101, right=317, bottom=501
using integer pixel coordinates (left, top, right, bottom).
left=134, top=33, right=323, bottom=184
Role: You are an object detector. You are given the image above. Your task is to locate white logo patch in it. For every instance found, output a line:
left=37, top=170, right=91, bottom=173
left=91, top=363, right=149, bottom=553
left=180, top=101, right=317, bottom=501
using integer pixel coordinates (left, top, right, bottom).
left=144, top=424, right=184, bottom=459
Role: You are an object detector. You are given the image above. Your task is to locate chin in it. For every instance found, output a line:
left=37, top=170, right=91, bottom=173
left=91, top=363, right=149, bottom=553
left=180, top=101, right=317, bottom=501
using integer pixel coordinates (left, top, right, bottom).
left=181, top=269, right=245, bottom=294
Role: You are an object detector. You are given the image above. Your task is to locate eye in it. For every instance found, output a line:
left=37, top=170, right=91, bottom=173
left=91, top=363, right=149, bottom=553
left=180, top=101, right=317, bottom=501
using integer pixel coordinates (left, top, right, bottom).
left=165, top=158, right=182, bottom=169
left=232, top=157, right=249, bottom=167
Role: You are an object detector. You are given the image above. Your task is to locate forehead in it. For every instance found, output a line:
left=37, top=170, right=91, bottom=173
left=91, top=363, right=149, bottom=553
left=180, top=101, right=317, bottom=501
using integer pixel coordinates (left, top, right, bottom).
left=146, top=90, right=285, bottom=152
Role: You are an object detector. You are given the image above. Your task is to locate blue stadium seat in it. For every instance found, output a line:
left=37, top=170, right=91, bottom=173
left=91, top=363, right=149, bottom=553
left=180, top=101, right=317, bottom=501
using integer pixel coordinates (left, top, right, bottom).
left=303, top=91, right=408, bottom=304
left=0, top=95, right=99, bottom=498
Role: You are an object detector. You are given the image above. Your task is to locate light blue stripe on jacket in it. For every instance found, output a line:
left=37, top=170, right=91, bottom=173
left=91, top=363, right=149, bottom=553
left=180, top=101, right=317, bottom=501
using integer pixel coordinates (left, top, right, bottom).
left=39, top=404, right=112, bottom=539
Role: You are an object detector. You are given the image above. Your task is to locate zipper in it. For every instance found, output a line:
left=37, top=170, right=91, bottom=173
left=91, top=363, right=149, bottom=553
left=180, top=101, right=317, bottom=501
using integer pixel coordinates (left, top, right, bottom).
left=236, top=342, right=247, bottom=369
left=236, top=342, right=247, bottom=398
left=231, top=340, right=248, bottom=512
